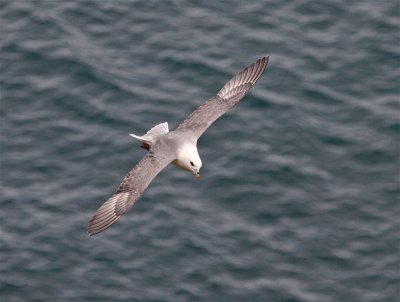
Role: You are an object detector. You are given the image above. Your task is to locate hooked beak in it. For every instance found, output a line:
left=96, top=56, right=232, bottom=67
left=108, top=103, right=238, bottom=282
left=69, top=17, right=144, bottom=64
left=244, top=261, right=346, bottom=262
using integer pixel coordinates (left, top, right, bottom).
left=195, top=171, right=201, bottom=180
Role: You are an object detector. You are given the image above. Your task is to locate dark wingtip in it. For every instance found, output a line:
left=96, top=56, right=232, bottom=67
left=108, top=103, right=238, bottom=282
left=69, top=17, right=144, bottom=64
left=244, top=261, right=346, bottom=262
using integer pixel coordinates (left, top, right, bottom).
left=86, top=192, right=126, bottom=236
left=258, top=56, right=269, bottom=69
left=87, top=217, right=121, bottom=236
left=261, top=55, right=269, bottom=70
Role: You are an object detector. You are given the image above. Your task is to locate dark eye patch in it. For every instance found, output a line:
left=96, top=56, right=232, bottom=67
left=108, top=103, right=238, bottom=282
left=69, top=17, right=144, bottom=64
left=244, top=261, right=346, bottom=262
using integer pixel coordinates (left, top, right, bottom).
left=190, top=161, right=194, bottom=166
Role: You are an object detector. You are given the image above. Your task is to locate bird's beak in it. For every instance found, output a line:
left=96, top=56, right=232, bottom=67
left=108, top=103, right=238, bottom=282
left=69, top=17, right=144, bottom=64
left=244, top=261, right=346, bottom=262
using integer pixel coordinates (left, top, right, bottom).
left=195, top=172, right=201, bottom=180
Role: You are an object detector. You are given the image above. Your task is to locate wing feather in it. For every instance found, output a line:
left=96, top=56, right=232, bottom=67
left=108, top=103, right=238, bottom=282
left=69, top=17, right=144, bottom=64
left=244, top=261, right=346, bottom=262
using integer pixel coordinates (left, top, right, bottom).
left=87, top=144, right=174, bottom=236
left=176, top=56, right=269, bottom=138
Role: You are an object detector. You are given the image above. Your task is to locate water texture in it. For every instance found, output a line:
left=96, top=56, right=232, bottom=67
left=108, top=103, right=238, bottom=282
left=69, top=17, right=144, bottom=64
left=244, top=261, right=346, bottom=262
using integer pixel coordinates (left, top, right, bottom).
left=1, top=1, right=399, bottom=301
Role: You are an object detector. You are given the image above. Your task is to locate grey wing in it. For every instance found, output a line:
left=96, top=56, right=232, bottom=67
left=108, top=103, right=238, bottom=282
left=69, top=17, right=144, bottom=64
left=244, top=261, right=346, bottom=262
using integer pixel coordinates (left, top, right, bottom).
left=176, top=56, right=269, bottom=139
left=87, top=145, right=174, bottom=236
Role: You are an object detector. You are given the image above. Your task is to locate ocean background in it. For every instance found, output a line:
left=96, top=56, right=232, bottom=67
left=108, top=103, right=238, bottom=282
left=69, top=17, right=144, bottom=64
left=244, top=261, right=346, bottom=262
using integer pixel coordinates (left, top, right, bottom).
left=1, top=1, right=399, bottom=301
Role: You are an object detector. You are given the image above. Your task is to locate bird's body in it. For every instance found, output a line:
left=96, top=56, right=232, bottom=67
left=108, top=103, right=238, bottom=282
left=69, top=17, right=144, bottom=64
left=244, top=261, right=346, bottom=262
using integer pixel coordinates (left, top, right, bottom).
left=88, top=56, right=269, bottom=235
left=131, top=124, right=201, bottom=175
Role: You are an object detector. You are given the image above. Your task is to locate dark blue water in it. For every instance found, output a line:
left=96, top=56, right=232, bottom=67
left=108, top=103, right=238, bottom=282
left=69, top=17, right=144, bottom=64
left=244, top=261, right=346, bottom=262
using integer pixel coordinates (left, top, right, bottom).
left=1, top=1, right=399, bottom=301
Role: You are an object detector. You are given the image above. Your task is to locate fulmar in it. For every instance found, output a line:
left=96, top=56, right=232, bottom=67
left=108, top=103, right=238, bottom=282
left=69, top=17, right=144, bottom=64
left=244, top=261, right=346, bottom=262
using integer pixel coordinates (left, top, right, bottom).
left=88, top=56, right=269, bottom=235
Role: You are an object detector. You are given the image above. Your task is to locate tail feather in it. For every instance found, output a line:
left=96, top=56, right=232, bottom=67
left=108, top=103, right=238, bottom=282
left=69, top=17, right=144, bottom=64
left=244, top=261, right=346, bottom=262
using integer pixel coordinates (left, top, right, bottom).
left=129, top=134, right=143, bottom=140
left=129, top=122, right=169, bottom=149
left=146, top=122, right=169, bottom=137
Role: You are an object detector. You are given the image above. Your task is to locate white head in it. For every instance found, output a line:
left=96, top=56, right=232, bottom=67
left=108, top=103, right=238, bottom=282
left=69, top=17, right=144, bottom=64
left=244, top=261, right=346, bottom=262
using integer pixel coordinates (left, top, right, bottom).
left=174, top=143, right=202, bottom=179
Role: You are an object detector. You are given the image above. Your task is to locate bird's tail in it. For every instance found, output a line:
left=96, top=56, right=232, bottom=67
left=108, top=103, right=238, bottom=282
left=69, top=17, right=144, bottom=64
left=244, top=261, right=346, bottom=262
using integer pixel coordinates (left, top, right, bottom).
left=129, top=122, right=169, bottom=150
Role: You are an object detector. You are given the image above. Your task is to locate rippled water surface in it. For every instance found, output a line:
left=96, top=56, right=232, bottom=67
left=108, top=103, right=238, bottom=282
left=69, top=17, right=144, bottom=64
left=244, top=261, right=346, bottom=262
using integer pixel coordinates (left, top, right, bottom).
left=1, top=1, right=399, bottom=301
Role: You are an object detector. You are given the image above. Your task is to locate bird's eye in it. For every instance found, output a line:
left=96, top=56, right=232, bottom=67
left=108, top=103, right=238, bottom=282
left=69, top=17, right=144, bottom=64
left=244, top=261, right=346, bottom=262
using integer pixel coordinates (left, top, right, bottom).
left=190, top=161, right=194, bottom=167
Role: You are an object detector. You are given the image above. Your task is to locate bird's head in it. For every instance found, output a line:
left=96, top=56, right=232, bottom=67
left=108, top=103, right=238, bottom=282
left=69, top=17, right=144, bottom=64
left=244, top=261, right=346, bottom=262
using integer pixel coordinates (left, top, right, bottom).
left=177, top=144, right=202, bottom=179
left=189, top=157, right=202, bottom=180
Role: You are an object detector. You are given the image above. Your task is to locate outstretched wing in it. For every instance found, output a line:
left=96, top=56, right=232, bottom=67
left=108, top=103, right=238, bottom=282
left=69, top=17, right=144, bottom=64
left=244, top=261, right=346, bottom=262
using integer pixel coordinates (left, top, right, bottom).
left=87, top=143, right=174, bottom=236
left=176, top=56, right=269, bottom=139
